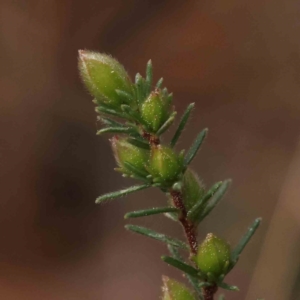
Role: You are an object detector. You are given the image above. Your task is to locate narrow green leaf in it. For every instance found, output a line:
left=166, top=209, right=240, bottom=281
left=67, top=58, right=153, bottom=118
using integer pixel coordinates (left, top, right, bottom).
left=121, top=104, right=148, bottom=127
left=164, top=212, right=179, bottom=222
left=125, top=225, right=189, bottom=250
left=96, top=127, right=137, bottom=135
left=98, top=116, right=124, bottom=128
left=167, top=93, right=173, bottom=105
left=135, top=73, right=142, bottom=99
left=127, top=137, right=150, bottom=150
left=218, top=295, right=225, bottom=300
left=132, top=175, right=151, bottom=182
left=196, top=180, right=231, bottom=224
left=170, top=103, right=195, bottom=148
left=123, top=162, right=149, bottom=178
left=92, top=98, right=100, bottom=105
left=115, top=89, right=134, bottom=103
left=184, top=128, right=208, bottom=166
left=162, top=256, right=202, bottom=279
left=135, top=72, right=141, bottom=84
left=187, top=181, right=223, bottom=222
left=167, top=244, right=180, bottom=258
left=124, top=207, right=178, bottom=219
left=156, top=112, right=177, bottom=135
left=121, top=104, right=137, bottom=118
left=230, top=218, right=261, bottom=268
left=145, top=60, right=153, bottom=94
left=95, top=184, right=150, bottom=204
left=135, top=73, right=147, bottom=104
left=162, top=87, right=168, bottom=97
left=168, top=245, right=204, bottom=299
left=218, top=282, right=239, bottom=291
left=96, top=106, right=125, bottom=119
left=156, top=77, right=163, bottom=89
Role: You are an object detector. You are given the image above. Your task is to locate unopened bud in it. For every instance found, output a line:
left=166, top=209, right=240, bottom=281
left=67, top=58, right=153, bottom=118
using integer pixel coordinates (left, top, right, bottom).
left=141, top=91, right=169, bottom=133
left=195, top=233, right=231, bottom=279
left=182, top=168, right=205, bottom=211
left=150, top=146, right=183, bottom=184
left=111, top=136, right=149, bottom=175
left=78, top=50, right=134, bottom=108
left=162, top=276, right=196, bottom=300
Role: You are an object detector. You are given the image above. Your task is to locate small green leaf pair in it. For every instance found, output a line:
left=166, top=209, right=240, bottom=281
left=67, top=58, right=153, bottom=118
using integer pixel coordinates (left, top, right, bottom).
left=111, top=136, right=185, bottom=185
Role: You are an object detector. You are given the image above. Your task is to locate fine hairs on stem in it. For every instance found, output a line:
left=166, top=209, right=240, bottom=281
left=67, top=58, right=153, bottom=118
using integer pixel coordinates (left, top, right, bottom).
left=78, top=50, right=262, bottom=300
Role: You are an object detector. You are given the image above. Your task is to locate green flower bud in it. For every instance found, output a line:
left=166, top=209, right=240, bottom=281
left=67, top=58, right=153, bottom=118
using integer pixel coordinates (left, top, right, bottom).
left=162, top=276, right=196, bottom=300
left=150, top=146, right=183, bottom=184
left=195, top=233, right=231, bottom=279
left=111, top=136, right=149, bottom=175
left=78, top=50, right=134, bottom=108
left=182, top=168, right=205, bottom=211
left=140, top=91, right=169, bottom=132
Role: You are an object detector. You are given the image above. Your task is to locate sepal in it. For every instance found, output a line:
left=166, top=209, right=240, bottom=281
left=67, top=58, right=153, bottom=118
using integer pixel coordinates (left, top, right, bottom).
left=140, top=91, right=171, bottom=133
left=195, top=233, right=231, bottom=281
left=110, top=136, right=150, bottom=176
left=162, top=276, right=196, bottom=300
left=149, top=145, right=183, bottom=186
left=182, top=168, right=205, bottom=211
left=78, top=50, right=134, bottom=109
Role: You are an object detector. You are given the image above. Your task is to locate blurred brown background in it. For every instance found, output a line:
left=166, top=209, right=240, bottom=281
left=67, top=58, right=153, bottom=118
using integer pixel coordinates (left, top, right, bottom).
left=1, top=0, right=300, bottom=299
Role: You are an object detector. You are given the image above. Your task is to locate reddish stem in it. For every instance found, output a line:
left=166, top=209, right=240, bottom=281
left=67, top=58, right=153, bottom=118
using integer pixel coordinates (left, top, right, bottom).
left=142, top=131, right=160, bottom=146
left=202, top=285, right=218, bottom=300
left=170, top=190, right=198, bottom=255
left=170, top=190, right=218, bottom=300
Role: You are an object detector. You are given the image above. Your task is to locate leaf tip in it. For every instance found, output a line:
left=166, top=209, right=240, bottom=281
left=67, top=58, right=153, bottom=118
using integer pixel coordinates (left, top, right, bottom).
left=224, top=179, right=232, bottom=186
left=124, top=224, right=131, bottom=231
left=255, top=217, right=262, bottom=223
left=161, top=255, right=167, bottom=261
left=95, top=197, right=103, bottom=204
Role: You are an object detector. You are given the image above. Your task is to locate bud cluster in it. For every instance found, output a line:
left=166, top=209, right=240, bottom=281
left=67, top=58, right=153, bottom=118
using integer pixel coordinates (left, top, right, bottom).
left=79, top=50, right=183, bottom=187
left=78, top=50, right=261, bottom=300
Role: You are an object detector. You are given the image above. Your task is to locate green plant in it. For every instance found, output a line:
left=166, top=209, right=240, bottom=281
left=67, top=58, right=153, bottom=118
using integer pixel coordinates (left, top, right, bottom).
left=78, top=50, right=261, bottom=300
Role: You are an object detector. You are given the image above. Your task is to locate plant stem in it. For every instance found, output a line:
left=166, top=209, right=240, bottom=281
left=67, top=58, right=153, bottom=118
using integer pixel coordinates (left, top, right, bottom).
left=202, top=285, right=218, bottom=300
left=170, top=190, right=198, bottom=255
left=170, top=189, right=218, bottom=300
left=142, top=131, right=160, bottom=145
